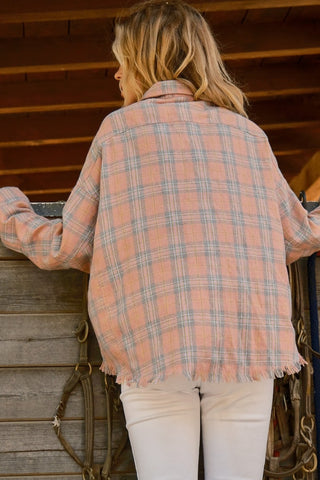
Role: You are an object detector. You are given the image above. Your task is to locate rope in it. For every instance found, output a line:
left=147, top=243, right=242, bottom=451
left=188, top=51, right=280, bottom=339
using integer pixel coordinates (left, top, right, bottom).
left=264, top=261, right=317, bottom=480
left=52, top=275, right=96, bottom=480
left=307, top=253, right=320, bottom=479
left=52, top=274, right=128, bottom=480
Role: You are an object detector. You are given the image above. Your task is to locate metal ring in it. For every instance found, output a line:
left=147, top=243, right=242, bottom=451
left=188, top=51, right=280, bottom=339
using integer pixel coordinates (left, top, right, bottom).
left=302, top=452, right=318, bottom=473
left=77, top=321, right=89, bottom=343
left=75, top=362, right=92, bottom=376
left=301, top=415, right=315, bottom=432
left=82, top=467, right=95, bottom=480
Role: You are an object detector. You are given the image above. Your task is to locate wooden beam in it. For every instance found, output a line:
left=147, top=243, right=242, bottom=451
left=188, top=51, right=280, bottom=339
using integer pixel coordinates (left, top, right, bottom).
left=276, top=151, right=315, bottom=180
left=305, top=177, right=320, bottom=202
left=275, top=148, right=318, bottom=156
left=218, top=22, right=320, bottom=60
left=1, top=21, right=319, bottom=74
left=0, top=78, right=121, bottom=114
left=0, top=36, right=117, bottom=75
left=0, top=144, right=90, bottom=170
left=21, top=191, right=71, bottom=202
left=0, top=113, right=319, bottom=154
left=1, top=108, right=319, bottom=150
left=1, top=0, right=319, bottom=23
left=1, top=64, right=319, bottom=116
left=0, top=170, right=79, bottom=191
left=249, top=94, right=320, bottom=130
left=1, top=155, right=307, bottom=180
left=1, top=94, right=320, bottom=149
left=0, top=137, right=93, bottom=148
left=0, top=139, right=311, bottom=181
left=235, top=64, right=320, bottom=99
left=0, top=112, right=104, bottom=147
left=289, top=151, right=320, bottom=196
left=0, top=151, right=315, bottom=197
left=23, top=188, right=72, bottom=200
left=269, top=127, right=320, bottom=155
left=0, top=165, right=82, bottom=176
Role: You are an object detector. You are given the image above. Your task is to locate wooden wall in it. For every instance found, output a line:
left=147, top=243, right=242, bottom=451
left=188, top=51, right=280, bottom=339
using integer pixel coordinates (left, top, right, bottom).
left=0, top=241, right=136, bottom=479
left=0, top=237, right=319, bottom=479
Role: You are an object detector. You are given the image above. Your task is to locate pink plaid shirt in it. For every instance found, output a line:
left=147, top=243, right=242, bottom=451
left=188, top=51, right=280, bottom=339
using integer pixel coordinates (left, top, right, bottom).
left=1, top=80, right=320, bottom=385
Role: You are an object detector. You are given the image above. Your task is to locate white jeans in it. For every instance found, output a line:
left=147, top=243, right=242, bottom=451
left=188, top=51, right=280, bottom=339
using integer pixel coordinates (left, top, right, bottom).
left=120, top=375, right=274, bottom=480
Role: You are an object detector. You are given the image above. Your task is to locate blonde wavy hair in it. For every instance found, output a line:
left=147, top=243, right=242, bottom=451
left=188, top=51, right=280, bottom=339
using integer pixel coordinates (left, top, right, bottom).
left=112, top=0, right=247, bottom=116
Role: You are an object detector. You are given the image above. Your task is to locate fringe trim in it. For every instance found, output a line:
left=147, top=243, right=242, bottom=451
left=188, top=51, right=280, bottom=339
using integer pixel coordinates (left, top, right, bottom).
left=100, top=356, right=307, bottom=387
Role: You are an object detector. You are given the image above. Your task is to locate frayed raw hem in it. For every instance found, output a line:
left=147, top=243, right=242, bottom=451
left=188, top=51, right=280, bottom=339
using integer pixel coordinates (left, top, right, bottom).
left=99, top=360, right=117, bottom=376
left=99, top=356, right=307, bottom=387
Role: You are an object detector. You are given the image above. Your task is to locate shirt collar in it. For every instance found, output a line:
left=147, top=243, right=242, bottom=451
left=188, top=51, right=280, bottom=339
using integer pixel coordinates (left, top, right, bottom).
left=141, top=80, right=194, bottom=102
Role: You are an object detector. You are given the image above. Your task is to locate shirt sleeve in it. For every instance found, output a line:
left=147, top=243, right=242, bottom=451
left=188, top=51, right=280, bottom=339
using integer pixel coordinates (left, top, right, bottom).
left=267, top=139, right=320, bottom=264
left=0, top=133, right=102, bottom=274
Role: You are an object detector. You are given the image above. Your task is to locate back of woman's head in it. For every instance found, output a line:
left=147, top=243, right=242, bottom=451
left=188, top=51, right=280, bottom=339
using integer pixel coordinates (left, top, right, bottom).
left=113, top=0, right=247, bottom=116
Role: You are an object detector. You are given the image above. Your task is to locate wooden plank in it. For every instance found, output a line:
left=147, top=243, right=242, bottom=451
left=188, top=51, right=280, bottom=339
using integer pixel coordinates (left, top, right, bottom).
left=289, top=151, right=320, bottom=196
left=70, top=18, right=114, bottom=36
left=277, top=151, right=315, bottom=181
left=244, top=6, right=289, bottom=23
left=0, top=64, right=320, bottom=114
left=286, top=4, right=320, bottom=22
left=1, top=21, right=319, bottom=74
left=0, top=111, right=106, bottom=147
left=0, top=63, right=318, bottom=119
left=0, top=449, right=107, bottom=475
left=0, top=136, right=90, bottom=148
left=0, top=78, right=121, bottom=115
left=0, top=143, right=90, bottom=170
left=0, top=154, right=312, bottom=198
left=0, top=419, right=134, bottom=476
left=1, top=475, right=137, bottom=480
left=0, top=450, right=136, bottom=477
left=267, top=127, right=320, bottom=155
left=0, top=476, right=83, bottom=480
left=15, top=191, right=71, bottom=203
left=0, top=36, right=117, bottom=75
left=305, top=177, right=320, bottom=202
left=233, top=63, right=320, bottom=98
left=1, top=94, right=319, bottom=149
left=0, top=22, right=23, bottom=38
left=0, top=367, right=107, bottom=419
left=24, top=20, right=68, bottom=38
left=0, top=164, right=82, bottom=176
left=0, top=242, right=25, bottom=259
left=0, top=262, right=84, bottom=313
left=0, top=0, right=319, bottom=23
left=1, top=419, right=110, bottom=452
left=0, top=312, right=102, bottom=366
left=2, top=126, right=318, bottom=181
left=250, top=94, right=320, bottom=130
left=0, top=141, right=316, bottom=198
left=0, top=169, right=80, bottom=191
left=275, top=147, right=318, bottom=157
left=219, top=21, right=320, bottom=60
left=1, top=477, right=137, bottom=480
left=22, top=188, right=74, bottom=198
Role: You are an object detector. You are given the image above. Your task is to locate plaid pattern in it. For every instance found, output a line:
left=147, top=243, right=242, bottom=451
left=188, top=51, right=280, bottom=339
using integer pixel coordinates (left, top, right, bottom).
left=1, top=80, right=320, bottom=385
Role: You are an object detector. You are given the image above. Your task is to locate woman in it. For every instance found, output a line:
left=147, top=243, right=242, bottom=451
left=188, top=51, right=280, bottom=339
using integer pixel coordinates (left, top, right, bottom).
left=0, top=1, right=320, bottom=479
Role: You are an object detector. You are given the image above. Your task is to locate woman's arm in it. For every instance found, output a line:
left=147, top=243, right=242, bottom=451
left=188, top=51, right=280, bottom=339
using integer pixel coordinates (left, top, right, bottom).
left=267, top=140, right=320, bottom=264
left=0, top=134, right=102, bottom=273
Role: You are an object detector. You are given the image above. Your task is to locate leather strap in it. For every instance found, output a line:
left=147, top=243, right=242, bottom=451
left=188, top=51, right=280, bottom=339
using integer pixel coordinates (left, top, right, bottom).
left=52, top=275, right=95, bottom=480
